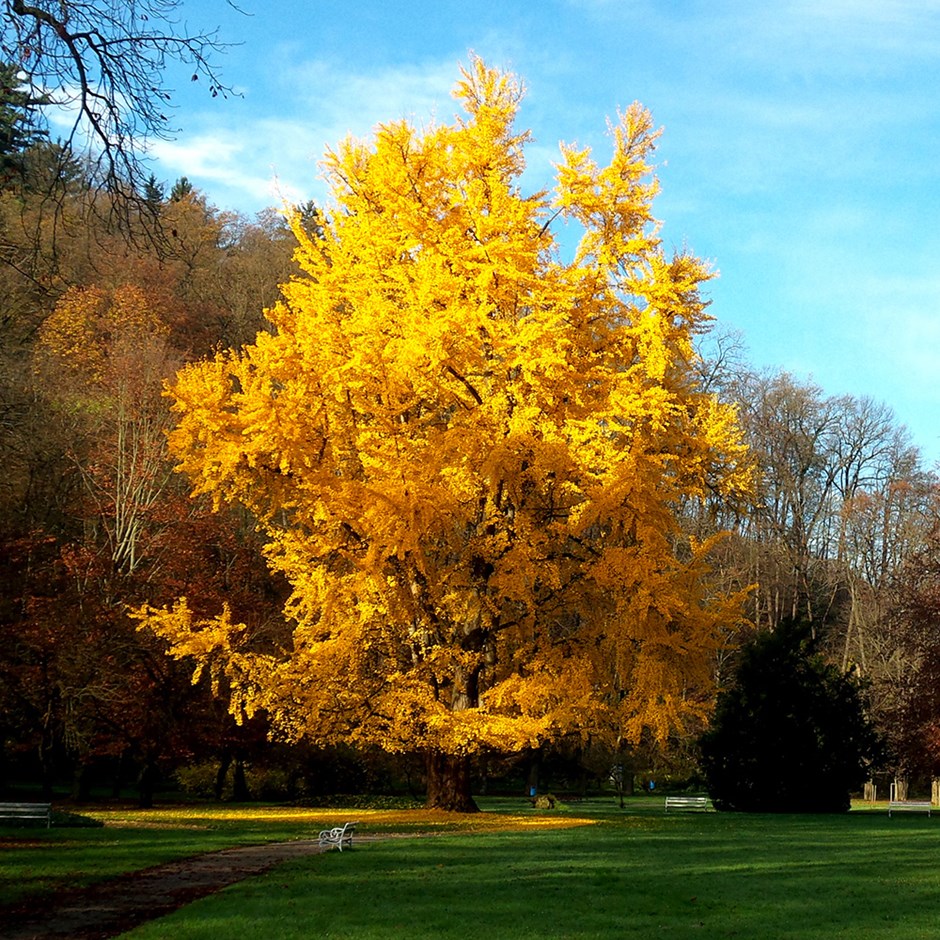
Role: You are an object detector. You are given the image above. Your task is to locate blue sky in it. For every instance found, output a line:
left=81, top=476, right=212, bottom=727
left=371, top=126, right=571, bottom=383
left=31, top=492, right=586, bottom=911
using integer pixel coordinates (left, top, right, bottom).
left=146, top=0, right=940, bottom=463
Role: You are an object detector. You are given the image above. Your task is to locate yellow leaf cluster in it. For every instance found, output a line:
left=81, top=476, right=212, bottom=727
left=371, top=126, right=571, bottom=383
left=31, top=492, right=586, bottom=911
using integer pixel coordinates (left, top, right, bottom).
left=38, top=284, right=169, bottom=388
left=139, top=58, right=752, bottom=760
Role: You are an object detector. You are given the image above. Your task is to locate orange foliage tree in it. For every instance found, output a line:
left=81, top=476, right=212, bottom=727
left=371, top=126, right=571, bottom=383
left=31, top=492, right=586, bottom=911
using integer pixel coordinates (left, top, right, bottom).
left=137, top=60, right=751, bottom=810
left=37, top=283, right=178, bottom=578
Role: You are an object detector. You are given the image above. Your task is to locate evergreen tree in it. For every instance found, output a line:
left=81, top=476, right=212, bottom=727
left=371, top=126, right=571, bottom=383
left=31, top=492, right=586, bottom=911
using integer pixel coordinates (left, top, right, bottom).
left=700, top=620, right=882, bottom=812
left=143, top=174, right=165, bottom=215
left=169, top=176, right=193, bottom=202
left=0, top=63, right=47, bottom=185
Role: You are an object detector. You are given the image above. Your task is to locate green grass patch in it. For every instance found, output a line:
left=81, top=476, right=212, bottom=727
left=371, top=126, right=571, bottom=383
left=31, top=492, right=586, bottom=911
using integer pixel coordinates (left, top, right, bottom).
left=6, top=798, right=940, bottom=938
left=0, top=798, right=575, bottom=907
left=123, top=802, right=940, bottom=940
left=0, top=803, right=396, bottom=906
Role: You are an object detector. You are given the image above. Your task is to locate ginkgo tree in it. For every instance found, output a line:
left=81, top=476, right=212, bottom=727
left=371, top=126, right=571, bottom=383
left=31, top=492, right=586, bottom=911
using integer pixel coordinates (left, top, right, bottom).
left=136, top=59, right=751, bottom=811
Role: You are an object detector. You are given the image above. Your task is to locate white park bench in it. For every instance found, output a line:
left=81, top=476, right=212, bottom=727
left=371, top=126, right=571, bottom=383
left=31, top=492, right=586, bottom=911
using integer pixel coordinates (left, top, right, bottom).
left=0, top=802, right=52, bottom=827
left=888, top=800, right=932, bottom=816
left=664, top=795, right=710, bottom=813
left=318, top=820, right=358, bottom=850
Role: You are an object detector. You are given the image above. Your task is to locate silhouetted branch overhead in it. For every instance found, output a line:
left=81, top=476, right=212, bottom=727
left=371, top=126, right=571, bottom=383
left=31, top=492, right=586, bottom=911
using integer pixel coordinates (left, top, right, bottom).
left=1, top=1, right=237, bottom=233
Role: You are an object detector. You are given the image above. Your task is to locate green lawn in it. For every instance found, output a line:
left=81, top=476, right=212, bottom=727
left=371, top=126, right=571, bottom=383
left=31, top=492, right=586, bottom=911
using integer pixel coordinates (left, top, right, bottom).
left=5, top=799, right=940, bottom=939
left=125, top=806, right=940, bottom=939
left=0, top=802, right=454, bottom=906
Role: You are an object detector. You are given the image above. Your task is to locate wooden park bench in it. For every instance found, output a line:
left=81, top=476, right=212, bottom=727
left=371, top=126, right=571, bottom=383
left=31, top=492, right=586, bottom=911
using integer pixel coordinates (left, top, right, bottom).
left=664, top=795, right=710, bottom=813
left=0, top=802, right=52, bottom=827
left=888, top=800, right=932, bottom=817
left=318, top=820, right=358, bottom=851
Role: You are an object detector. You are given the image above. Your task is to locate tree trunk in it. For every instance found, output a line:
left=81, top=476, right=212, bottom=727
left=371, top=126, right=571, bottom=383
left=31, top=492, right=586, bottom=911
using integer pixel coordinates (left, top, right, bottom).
left=138, top=761, right=158, bottom=808
left=425, top=751, right=478, bottom=812
left=525, top=748, right=541, bottom=799
left=111, top=751, right=128, bottom=799
left=39, top=730, right=55, bottom=801
left=71, top=762, right=91, bottom=802
left=214, top=754, right=232, bottom=800
left=232, top=758, right=251, bottom=802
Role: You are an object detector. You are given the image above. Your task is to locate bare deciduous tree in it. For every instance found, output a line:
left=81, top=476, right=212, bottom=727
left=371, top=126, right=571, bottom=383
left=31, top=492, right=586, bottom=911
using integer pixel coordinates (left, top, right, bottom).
left=1, top=1, right=237, bottom=218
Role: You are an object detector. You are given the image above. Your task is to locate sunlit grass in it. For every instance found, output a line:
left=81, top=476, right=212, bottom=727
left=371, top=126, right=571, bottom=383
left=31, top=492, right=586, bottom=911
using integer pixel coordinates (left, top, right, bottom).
left=6, top=797, right=940, bottom=938
left=0, top=797, right=595, bottom=906
left=86, top=802, right=596, bottom=832
left=123, top=802, right=940, bottom=940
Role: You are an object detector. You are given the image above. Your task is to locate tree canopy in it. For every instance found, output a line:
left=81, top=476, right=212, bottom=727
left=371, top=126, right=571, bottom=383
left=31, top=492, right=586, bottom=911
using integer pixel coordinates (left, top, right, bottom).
left=137, top=59, right=752, bottom=811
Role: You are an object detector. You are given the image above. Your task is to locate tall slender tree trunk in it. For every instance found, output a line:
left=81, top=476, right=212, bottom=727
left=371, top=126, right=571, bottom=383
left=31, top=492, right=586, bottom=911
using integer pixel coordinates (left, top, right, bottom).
left=138, top=761, right=158, bottom=808
left=39, top=730, right=55, bottom=801
left=214, top=753, right=232, bottom=800
left=425, top=751, right=478, bottom=812
left=232, top=757, right=251, bottom=802
left=525, top=748, right=542, bottom=798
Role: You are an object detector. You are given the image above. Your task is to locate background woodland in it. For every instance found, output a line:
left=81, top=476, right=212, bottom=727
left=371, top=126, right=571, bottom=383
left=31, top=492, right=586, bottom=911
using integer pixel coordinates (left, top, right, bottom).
left=2, top=41, right=940, bottom=807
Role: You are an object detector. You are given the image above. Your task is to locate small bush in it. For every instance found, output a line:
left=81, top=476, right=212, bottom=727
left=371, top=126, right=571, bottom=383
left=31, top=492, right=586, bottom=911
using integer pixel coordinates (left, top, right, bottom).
left=174, top=762, right=220, bottom=799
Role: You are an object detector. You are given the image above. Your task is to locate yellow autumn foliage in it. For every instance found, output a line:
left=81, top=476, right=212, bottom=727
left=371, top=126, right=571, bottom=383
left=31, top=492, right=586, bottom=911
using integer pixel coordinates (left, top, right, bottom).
left=38, top=284, right=170, bottom=388
left=136, top=58, right=751, bottom=765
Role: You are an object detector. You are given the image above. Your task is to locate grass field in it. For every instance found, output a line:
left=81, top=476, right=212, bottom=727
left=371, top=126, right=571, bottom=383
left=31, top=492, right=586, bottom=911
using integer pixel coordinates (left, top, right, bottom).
left=0, top=801, right=515, bottom=906
left=4, top=798, right=940, bottom=938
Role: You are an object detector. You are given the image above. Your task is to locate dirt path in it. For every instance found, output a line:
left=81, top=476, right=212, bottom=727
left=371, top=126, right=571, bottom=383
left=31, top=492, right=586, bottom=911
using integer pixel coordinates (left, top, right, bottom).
left=1, top=837, right=350, bottom=939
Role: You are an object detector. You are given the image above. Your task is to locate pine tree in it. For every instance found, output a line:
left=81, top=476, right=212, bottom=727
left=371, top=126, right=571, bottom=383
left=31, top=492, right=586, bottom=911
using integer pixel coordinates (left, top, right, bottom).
left=700, top=621, right=882, bottom=812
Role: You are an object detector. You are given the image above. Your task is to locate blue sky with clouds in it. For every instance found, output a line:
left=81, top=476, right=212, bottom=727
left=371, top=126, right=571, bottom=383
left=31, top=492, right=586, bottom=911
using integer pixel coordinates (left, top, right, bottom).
left=146, top=0, right=940, bottom=463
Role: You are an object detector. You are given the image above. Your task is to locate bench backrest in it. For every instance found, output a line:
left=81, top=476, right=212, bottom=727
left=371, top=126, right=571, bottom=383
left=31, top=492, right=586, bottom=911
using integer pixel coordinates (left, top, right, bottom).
left=0, top=803, right=52, bottom=814
left=0, top=802, right=52, bottom=827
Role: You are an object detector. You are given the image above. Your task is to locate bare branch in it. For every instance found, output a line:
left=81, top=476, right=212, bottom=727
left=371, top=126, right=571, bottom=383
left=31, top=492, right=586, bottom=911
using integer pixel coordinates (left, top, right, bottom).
left=1, top=1, right=237, bottom=233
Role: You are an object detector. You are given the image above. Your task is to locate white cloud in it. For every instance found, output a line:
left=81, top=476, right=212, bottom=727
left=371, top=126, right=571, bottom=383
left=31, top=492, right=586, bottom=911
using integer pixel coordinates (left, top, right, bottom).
left=149, top=57, right=465, bottom=212
left=148, top=134, right=288, bottom=205
left=282, top=58, right=460, bottom=135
